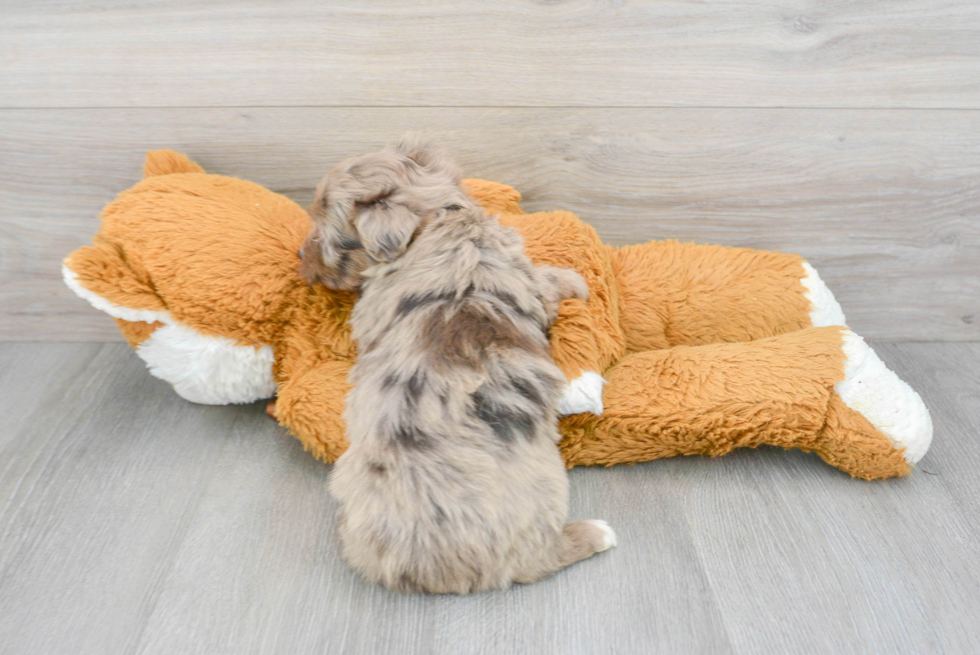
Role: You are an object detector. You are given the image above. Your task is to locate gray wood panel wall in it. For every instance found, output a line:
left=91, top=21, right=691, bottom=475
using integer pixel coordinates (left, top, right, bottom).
left=1, top=1, right=978, bottom=341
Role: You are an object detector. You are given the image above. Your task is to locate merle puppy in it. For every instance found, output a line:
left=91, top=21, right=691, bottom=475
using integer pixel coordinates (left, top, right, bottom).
left=299, top=138, right=616, bottom=593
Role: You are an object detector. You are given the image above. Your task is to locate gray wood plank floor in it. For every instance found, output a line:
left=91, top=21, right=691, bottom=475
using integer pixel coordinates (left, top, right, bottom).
left=1, top=342, right=977, bottom=654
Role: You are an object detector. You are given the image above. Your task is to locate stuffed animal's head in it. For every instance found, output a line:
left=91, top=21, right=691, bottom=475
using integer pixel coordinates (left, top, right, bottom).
left=63, top=150, right=316, bottom=404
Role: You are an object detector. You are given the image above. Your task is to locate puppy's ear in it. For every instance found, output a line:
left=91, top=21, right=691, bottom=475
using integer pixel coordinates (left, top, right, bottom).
left=353, top=201, right=422, bottom=263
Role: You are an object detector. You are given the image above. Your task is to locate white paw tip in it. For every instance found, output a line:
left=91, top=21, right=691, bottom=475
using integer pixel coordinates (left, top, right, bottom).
left=586, top=519, right=617, bottom=551
left=838, top=330, right=934, bottom=464
left=801, top=262, right=847, bottom=328
left=558, top=371, right=606, bottom=416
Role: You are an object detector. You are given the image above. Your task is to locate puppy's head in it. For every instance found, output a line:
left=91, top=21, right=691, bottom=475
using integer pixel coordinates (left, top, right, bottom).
left=299, top=136, right=473, bottom=290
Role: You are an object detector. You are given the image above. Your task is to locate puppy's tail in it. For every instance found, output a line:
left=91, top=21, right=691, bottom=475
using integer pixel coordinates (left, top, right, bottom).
left=143, top=150, right=205, bottom=177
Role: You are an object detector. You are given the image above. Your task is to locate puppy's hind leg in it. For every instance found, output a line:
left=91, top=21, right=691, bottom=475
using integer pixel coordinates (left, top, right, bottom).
left=516, top=520, right=617, bottom=584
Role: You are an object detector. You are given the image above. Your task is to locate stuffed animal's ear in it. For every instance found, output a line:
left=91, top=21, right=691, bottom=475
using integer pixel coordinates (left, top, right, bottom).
left=63, top=241, right=168, bottom=323
left=143, top=150, right=205, bottom=177
left=463, top=179, right=524, bottom=215
left=352, top=201, right=422, bottom=264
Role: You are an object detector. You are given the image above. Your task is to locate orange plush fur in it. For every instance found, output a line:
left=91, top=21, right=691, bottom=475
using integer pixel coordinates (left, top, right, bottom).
left=63, top=152, right=928, bottom=480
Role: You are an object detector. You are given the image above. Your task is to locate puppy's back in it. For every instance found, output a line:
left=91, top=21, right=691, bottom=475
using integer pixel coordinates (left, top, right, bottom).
left=333, top=205, right=612, bottom=593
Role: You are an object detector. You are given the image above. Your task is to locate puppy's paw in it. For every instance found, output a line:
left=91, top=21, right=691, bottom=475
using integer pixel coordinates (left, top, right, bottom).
left=538, top=264, right=589, bottom=303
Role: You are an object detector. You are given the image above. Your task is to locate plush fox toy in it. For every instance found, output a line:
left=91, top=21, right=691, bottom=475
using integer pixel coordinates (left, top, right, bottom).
left=63, top=151, right=932, bottom=480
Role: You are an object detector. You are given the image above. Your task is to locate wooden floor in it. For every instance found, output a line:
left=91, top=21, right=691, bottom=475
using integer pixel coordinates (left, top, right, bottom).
left=0, top=341, right=978, bottom=654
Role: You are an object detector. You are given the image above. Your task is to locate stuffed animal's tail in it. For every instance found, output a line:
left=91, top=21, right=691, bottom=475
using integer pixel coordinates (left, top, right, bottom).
left=143, top=150, right=205, bottom=177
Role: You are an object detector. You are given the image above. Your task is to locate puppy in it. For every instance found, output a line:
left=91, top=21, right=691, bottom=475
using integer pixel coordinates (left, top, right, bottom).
left=300, top=138, right=616, bottom=593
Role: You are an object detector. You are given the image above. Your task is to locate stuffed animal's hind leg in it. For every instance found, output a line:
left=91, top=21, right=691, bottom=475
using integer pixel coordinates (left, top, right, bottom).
left=558, top=327, right=930, bottom=480
left=612, top=241, right=842, bottom=350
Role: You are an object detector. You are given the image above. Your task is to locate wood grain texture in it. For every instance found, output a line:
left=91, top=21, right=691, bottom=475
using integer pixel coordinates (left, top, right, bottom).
left=1, top=108, right=977, bottom=342
left=0, top=342, right=978, bottom=654
left=0, top=343, right=244, bottom=654
left=2, top=0, right=979, bottom=109
left=675, top=341, right=980, bottom=654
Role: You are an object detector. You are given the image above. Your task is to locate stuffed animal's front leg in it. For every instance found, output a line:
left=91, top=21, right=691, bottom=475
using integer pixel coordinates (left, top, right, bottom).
left=270, top=359, right=353, bottom=463
left=532, top=264, right=609, bottom=416
left=558, top=327, right=932, bottom=480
